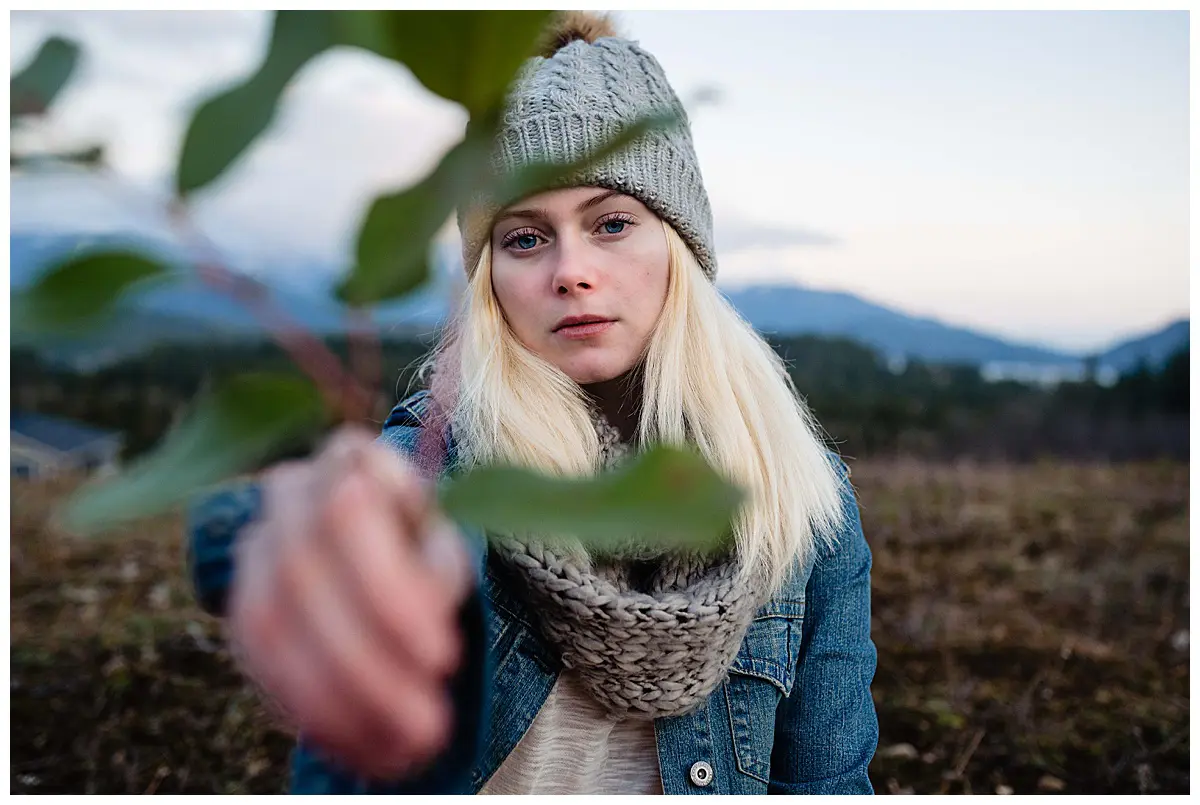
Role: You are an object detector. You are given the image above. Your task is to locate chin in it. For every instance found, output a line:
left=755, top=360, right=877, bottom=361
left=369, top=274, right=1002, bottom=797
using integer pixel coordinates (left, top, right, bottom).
left=559, top=354, right=637, bottom=385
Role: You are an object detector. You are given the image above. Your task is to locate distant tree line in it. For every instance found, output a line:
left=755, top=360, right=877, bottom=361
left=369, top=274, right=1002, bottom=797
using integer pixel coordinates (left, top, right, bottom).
left=11, top=334, right=1188, bottom=464
left=771, top=336, right=1187, bottom=462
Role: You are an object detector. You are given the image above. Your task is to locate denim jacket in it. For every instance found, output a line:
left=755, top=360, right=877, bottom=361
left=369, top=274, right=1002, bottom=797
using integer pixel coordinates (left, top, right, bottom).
left=186, top=391, right=879, bottom=794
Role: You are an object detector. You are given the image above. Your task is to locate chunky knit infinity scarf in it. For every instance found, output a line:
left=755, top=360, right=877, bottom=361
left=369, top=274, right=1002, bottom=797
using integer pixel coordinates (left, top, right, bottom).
left=487, top=409, right=765, bottom=720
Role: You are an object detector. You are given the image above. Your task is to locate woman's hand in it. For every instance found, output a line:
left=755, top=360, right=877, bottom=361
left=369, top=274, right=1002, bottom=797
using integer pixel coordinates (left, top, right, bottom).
left=226, top=426, right=474, bottom=781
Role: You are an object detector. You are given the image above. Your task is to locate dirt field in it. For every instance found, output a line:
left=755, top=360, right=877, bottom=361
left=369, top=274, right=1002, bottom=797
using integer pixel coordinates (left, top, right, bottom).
left=10, top=459, right=1189, bottom=794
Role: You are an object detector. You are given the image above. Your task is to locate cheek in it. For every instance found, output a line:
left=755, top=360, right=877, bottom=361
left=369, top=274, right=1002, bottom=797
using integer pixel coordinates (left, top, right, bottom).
left=491, top=266, right=543, bottom=340
left=631, top=256, right=670, bottom=330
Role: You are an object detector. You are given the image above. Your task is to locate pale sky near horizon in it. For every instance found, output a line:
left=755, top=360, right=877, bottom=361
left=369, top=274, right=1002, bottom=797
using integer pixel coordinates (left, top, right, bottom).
left=8, top=10, right=1190, bottom=353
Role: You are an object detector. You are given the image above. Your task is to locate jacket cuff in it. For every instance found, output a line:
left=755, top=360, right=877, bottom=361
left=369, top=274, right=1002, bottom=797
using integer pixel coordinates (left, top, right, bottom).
left=184, top=481, right=263, bottom=618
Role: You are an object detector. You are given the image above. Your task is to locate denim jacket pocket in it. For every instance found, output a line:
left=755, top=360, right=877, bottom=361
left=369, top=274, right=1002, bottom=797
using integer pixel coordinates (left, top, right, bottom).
left=724, top=597, right=805, bottom=784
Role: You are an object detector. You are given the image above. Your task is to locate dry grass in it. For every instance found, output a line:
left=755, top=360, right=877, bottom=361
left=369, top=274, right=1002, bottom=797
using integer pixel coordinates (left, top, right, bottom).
left=10, top=459, right=1190, bottom=794
left=855, top=458, right=1188, bottom=794
left=10, top=474, right=292, bottom=795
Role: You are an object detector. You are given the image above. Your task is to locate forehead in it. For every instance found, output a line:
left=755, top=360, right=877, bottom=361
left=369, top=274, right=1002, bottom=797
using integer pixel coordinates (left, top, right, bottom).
left=494, top=186, right=639, bottom=222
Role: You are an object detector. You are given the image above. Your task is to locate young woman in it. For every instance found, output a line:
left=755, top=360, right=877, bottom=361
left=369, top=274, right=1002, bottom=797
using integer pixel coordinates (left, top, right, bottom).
left=187, top=12, right=879, bottom=795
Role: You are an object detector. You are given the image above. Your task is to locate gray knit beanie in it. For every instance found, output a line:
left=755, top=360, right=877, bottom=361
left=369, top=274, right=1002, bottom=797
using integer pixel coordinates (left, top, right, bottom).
left=458, top=12, right=717, bottom=282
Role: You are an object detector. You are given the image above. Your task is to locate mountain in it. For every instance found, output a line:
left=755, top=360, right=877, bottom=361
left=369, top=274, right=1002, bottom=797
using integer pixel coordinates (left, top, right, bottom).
left=26, top=308, right=225, bottom=372
left=12, top=232, right=347, bottom=333
left=12, top=229, right=1181, bottom=378
left=720, top=284, right=1075, bottom=366
left=11, top=231, right=450, bottom=335
left=1093, top=319, right=1189, bottom=373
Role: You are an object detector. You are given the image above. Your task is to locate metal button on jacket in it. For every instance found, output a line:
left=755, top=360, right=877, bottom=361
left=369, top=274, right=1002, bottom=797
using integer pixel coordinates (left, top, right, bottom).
left=689, top=761, right=714, bottom=788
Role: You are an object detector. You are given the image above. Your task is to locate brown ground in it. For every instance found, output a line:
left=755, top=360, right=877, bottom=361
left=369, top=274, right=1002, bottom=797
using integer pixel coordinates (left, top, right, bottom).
left=10, top=459, right=1189, bottom=794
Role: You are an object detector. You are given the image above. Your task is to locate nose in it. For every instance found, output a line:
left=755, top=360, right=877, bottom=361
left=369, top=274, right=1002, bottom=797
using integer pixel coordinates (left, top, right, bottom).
left=550, top=237, right=598, bottom=296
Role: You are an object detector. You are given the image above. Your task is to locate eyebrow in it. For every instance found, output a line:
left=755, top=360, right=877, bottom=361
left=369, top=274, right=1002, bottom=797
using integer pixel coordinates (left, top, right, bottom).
left=495, top=189, right=624, bottom=225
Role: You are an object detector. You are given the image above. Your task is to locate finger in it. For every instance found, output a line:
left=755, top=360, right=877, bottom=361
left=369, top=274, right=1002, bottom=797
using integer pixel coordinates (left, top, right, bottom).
left=353, top=437, right=437, bottom=539
left=236, top=523, right=404, bottom=774
left=234, top=453, right=436, bottom=775
left=314, top=427, right=398, bottom=494
left=237, top=458, right=324, bottom=613
left=351, top=438, right=475, bottom=605
left=316, top=469, right=462, bottom=675
left=314, top=424, right=379, bottom=468
left=274, top=535, right=455, bottom=769
left=311, top=426, right=468, bottom=660
left=266, top=599, right=396, bottom=772
left=228, top=566, right=328, bottom=744
left=269, top=541, right=419, bottom=772
left=314, top=428, right=437, bottom=549
left=340, top=676, right=455, bottom=781
left=355, top=444, right=475, bottom=604
left=259, top=458, right=310, bottom=497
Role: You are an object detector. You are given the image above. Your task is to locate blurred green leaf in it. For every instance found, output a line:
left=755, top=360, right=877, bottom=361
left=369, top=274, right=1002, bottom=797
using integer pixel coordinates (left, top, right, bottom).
left=11, top=35, right=80, bottom=118
left=439, top=445, right=744, bottom=552
left=335, top=11, right=554, bottom=117
left=60, top=373, right=328, bottom=535
left=13, top=250, right=171, bottom=339
left=493, top=109, right=682, bottom=207
left=336, top=130, right=491, bottom=306
left=175, top=11, right=336, bottom=197
left=176, top=10, right=555, bottom=198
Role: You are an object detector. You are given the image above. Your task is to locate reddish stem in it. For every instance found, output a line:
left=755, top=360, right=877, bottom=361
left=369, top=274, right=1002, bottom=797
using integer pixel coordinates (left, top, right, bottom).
left=347, top=306, right=382, bottom=423
left=167, top=199, right=372, bottom=424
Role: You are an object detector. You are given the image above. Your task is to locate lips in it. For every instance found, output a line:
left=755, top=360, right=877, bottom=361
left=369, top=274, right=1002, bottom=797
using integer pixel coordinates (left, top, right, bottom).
left=553, top=315, right=614, bottom=332
left=553, top=316, right=616, bottom=340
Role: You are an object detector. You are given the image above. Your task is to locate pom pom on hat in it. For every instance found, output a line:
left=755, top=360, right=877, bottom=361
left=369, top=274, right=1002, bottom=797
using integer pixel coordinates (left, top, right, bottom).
left=537, top=11, right=619, bottom=57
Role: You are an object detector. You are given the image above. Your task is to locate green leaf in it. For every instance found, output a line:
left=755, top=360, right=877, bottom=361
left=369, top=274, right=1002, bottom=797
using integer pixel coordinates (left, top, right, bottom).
left=174, top=11, right=554, bottom=196
left=438, top=445, right=745, bottom=553
left=11, top=35, right=80, bottom=118
left=175, top=11, right=337, bottom=197
left=60, top=373, right=328, bottom=535
left=12, top=250, right=171, bottom=339
left=334, top=11, right=554, bottom=117
left=336, top=129, right=492, bottom=306
left=493, top=109, right=682, bottom=208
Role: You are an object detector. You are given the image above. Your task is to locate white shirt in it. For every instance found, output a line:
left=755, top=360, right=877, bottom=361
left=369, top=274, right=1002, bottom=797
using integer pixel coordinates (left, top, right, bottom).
left=479, top=669, right=664, bottom=795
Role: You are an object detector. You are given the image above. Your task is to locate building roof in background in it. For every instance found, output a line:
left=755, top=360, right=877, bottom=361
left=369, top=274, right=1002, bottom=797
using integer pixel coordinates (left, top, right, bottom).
left=11, top=413, right=122, bottom=453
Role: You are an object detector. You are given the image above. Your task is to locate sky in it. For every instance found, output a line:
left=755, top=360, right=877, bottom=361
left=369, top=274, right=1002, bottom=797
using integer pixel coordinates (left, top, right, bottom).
left=8, top=10, right=1190, bottom=353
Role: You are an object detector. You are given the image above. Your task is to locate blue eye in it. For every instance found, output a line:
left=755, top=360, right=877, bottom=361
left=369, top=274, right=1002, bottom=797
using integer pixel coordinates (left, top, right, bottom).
left=603, top=220, right=627, bottom=235
left=501, top=228, right=543, bottom=251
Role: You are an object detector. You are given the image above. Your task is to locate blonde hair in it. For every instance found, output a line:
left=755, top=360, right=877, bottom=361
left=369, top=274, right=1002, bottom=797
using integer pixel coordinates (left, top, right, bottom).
left=419, top=221, right=847, bottom=594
